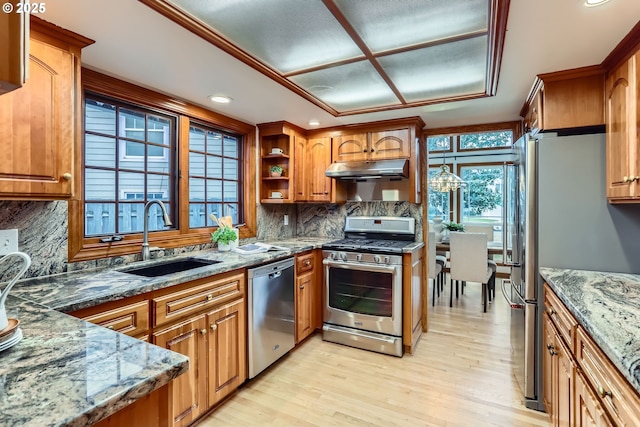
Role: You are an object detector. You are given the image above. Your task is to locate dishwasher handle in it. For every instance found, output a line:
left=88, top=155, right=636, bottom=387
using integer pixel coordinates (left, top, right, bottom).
left=269, top=271, right=282, bottom=280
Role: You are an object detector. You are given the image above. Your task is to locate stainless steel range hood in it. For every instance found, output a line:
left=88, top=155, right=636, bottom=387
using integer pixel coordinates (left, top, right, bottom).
left=325, top=159, right=409, bottom=181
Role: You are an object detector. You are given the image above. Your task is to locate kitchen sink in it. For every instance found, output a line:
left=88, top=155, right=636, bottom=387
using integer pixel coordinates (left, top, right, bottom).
left=122, top=258, right=221, bottom=277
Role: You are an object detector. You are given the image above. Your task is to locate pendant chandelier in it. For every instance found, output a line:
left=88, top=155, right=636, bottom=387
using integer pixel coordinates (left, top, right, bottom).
left=429, top=164, right=466, bottom=192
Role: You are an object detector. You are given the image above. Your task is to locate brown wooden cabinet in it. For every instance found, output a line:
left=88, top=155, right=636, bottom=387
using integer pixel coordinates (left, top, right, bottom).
left=73, top=298, right=149, bottom=339
left=294, top=136, right=333, bottom=203
left=295, top=251, right=318, bottom=343
left=0, top=18, right=92, bottom=199
left=257, top=121, right=301, bottom=204
left=332, top=128, right=411, bottom=162
left=520, top=66, right=605, bottom=135
left=402, top=247, right=423, bottom=354
left=605, top=52, right=640, bottom=202
left=544, top=284, right=640, bottom=427
left=206, top=298, right=246, bottom=408
left=0, top=12, right=28, bottom=94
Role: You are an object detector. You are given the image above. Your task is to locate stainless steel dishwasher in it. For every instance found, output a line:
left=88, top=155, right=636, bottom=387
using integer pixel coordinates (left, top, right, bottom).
left=247, top=257, right=295, bottom=379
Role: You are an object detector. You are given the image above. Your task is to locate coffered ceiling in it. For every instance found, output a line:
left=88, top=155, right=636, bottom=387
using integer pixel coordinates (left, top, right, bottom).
left=141, top=0, right=508, bottom=116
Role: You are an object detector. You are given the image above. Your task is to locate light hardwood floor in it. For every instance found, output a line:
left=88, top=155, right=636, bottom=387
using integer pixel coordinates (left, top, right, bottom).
left=198, top=277, right=550, bottom=427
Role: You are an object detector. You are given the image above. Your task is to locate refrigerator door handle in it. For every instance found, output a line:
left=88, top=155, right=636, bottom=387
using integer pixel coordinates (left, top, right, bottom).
left=501, top=279, right=524, bottom=309
left=503, top=162, right=519, bottom=267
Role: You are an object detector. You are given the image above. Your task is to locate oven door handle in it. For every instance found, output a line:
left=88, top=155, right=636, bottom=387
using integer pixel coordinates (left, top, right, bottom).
left=323, top=258, right=398, bottom=274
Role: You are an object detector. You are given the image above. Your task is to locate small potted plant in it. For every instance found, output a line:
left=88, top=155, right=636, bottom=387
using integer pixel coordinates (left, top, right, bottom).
left=444, top=222, right=465, bottom=232
left=211, top=226, right=238, bottom=252
left=269, top=165, right=283, bottom=177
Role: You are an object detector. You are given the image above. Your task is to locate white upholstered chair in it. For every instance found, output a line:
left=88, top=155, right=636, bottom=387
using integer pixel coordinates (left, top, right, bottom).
left=448, top=231, right=496, bottom=312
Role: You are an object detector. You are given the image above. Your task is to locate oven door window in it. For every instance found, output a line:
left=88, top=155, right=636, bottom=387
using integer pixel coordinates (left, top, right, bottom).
left=328, top=268, right=393, bottom=317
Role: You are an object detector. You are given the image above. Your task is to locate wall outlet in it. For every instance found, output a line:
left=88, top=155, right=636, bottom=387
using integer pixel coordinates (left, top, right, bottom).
left=283, top=215, right=289, bottom=226
left=0, top=229, right=19, bottom=255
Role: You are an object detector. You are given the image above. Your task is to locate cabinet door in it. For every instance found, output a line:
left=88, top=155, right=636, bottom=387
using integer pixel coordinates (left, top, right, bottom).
left=0, top=37, right=75, bottom=198
left=543, top=314, right=556, bottom=419
left=556, top=332, right=574, bottom=427
left=206, top=299, right=246, bottom=408
left=369, top=128, right=411, bottom=160
left=0, top=12, right=28, bottom=93
left=332, top=133, right=368, bottom=162
left=575, top=371, right=613, bottom=427
left=294, top=135, right=307, bottom=201
left=306, top=137, right=332, bottom=202
left=295, top=270, right=314, bottom=343
left=605, top=54, right=637, bottom=200
left=153, top=315, right=207, bottom=427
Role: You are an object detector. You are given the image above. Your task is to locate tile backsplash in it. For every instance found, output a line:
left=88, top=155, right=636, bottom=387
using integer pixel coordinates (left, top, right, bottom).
left=0, top=200, right=423, bottom=282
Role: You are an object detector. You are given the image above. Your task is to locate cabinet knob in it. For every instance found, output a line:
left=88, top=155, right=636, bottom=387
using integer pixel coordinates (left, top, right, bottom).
left=200, top=329, right=207, bottom=335
left=363, top=148, right=368, bottom=153
left=623, top=176, right=629, bottom=183
left=548, top=308, right=556, bottom=315
left=62, top=173, right=72, bottom=181
left=547, top=345, right=557, bottom=356
left=370, top=147, right=374, bottom=153
left=304, top=260, right=311, bottom=266
left=300, top=285, right=305, bottom=290
left=210, top=323, right=217, bottom=331
left=597, top=385, right=612, bottom=398
left=324, top=191, right=329, bottom=194
left=106, top=325, right=115, bottom=330
left=207, top=294, right=213, bottom=301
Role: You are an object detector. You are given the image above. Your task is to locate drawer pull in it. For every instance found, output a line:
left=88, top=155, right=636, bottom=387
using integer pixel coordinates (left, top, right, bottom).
left=106, top=325, right=115, bottom=330
left=210, top=323, right=217, bottom=331
left=548, top=308, right=556, bottom=315
left=547, top=344, right=557, bottom=356
left=207, top=294, right=214, bottom=301
left=300, top=285, right=305, bottom=290
left=597, top=385, right=612, bottom=399
left=304, top=260, right=311, bottom=266
left=200, top=329, right=207, bottom=336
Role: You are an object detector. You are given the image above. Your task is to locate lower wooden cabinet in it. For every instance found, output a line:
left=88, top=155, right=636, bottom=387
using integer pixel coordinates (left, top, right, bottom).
left=206, top=299, right=246, bottom=408
left=402, top=248, right=423, bottom=354
left=153, top=315, right=208, bottom=427
left=295, top=251, right=318, bottom=343
left=543, top=313, right=574, bottom=427
left=575, top=370, right=613, bottom=427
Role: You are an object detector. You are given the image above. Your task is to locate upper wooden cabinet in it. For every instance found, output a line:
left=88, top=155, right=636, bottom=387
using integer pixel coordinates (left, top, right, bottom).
left=294, top=136, right=334, bottom=203
left=605, top=52, right=640, bottom=202
left=0, top=12, right=29, bottom=94
left=0, top=18, right=92, bottom=199
left=520, top=66, right=605, bottom=134
left=332, top=128, right=411, bottom=162
left=257, top=121, right=301, bottom=204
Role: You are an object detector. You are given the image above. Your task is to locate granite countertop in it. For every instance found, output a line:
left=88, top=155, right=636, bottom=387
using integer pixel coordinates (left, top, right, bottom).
left=0, top=237, right=332, bottom=426
left=539, top=267, right=640, bottom=394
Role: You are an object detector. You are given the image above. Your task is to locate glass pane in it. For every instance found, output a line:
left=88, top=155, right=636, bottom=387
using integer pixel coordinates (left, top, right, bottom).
left=121, top=142, right=145, bottom=171
left=147, top=148, right=170, bottom=173
left=328, top=268, right=392, bottom=316
left=189, top=152, right=205, bottom=177
left=335, top=0, right=488, bottom=53
left=224, top=181, right=238, bottom=202
left=428, top=167, right=451, bottom=221
left=120, top=108, right=146, bottom=140
left=119, top=172, right=146, bottom=201
left=206, top=155, right=222, bottom=179
left=207, top=204, right=223, bottom=226
left=85, top=135, right=116, bottom=168
left=168, top=0, right=362, bottom=73
left=206, top=131, right=222, bottom=155
left=189, top=178, right=205, bottom=202
left=118, top=203, right=145, bottom=233
left=148, top=116, right=170, bottom=145
left=189, top=203, right=206, bottom=228
left=290, top=60, right=400, bottom=111
left=224, top=204, right=238, bottom=224
left=85, top=99, right=116, bottom=135
left=377, top=36, right=487, bottom=102
left=427, top=136, right=451, bottom=152
left=147, top=174, right=170, bottom=200
left=223, top=134, right=239, bottom=158
left=207, top=179, right=222, bottom=202
left=460, top=130, right=513, bottom=149
left=84, top=203, right=116, bottom=236
left=460, top=165, right=504, bottom=242
left=223, top=158, right=238, bottom=180
left=189, top=127, right=205, bottom=152
left=85, top=169, right=115, bottom=201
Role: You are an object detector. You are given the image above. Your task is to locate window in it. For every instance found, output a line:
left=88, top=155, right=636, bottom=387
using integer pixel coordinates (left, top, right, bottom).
left=84, top=96, right=175, bottom=236
left=459, top=164, right=504, bottom=244
left=459, top=130, right=513, bottom=150
left=427, top=135, right=451, bottom=152
left=427, top=165, right=452, bottom=221
left=69, top=69, right=257, bottom=263
left=188, top=124, right=243, bottom=228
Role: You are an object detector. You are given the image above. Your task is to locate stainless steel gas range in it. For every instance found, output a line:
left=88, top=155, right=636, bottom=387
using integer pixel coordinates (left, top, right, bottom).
left=322, top=216, right=416, bottom=357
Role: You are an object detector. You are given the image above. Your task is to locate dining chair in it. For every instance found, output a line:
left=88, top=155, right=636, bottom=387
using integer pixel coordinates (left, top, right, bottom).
left=448, top=231, right=495, bottom=312
left=428, top=232, right=444, bottom=306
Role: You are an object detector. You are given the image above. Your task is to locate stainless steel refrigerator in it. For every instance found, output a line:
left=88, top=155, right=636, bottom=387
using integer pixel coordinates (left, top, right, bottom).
left=503, top=132, right=640, bottom=411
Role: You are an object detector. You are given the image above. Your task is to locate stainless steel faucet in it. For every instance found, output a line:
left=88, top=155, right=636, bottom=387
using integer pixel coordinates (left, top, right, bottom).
left=142, top=200, right=173, bottom=261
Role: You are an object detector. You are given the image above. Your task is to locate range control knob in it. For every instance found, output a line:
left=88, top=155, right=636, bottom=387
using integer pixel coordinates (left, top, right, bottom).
left=373, top=255, right=381, bottom=263
left=356, top=254, right=362, bottom=261
left=383, top=256, right=390, bottom=264
left=340, top=252, right=348, bottom=261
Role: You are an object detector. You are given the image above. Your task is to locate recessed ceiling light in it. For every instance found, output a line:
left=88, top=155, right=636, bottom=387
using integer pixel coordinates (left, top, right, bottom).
left=308, top=119, right=320, bottom=126
left=584, top=0, right=611, bottom=7
left=209, top=95, right=232, bottom=104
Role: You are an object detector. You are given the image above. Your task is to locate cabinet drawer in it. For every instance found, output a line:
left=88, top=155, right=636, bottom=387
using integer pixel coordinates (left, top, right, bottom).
left=576, top=326, right=640, bottom=426
left=82, top=300, right=149, bottom=337
left=296, top=252, right=315, bottom=275
left=152, top=271, right=245, bottom=327
left=544, top=284, right=577, bottom=349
